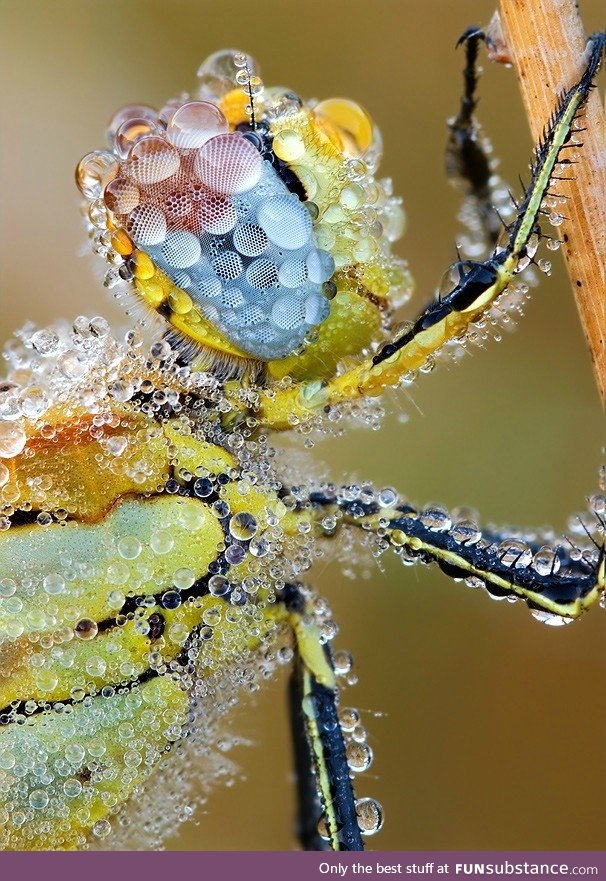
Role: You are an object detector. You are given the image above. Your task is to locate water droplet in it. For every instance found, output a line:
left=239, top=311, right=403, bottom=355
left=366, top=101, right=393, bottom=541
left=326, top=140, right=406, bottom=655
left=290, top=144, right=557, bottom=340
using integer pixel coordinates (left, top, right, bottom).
left=151, top=530, right=175, bottom=554
left=209, top=575, right=230, bottom=597
left=316, top=814, right=330, bottom=841
left=498, top=540, right=532, bottom=568
left=339, top=707, right=361, bottom=732
left=531, top=609, right=573, bottom=627
left=0, top=423, right=26, bottom=458
left=333, top=650, right=353, bottom=675
left=63, top=778, right=83, bottom=798
left=346, top=741, right=373, bottom=772
left=229, top=512, right=258, bottom=541
left=31, top=328, right=60, bottom=356
left=117, top=536, right=142, bottom=560
left=0, top=578, right=17, bottom=598
left=355, top=797, right=384, bottom=835
left=43, top=574, right=65, bottom=596
left=451, top=520, right=481, bottom=545
left=29, top=790, right=49, bottom=811
left=532, top=546, right=561, bottom=576
left=92, top=819, right=112, bottom=839
left=378, top=487, right=399, bottom=509
left=420, top=507, right=451, bottom=532
left=74, top=619, right=98, bottom=641
left=173, top=567, right=196, bottom=590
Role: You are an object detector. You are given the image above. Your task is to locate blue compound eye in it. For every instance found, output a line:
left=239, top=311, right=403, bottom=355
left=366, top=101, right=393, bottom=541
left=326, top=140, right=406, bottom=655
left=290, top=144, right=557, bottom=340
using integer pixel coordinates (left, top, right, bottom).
left=124, top=128, right=334, bottom=361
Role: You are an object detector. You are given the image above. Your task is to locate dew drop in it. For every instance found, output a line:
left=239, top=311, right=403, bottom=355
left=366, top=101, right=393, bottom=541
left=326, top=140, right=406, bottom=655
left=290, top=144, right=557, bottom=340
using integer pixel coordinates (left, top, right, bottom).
left=74, top=619, right=98, bottom=641
left=209, top=575, right=230, bottom=597
left=333, top=650, right=353, bottom=675
left=92, top=819, right=112, bottom=839
left=451, top=520, right=481, bottom=545
left=29, top=790, right=49, bottom=811
left=0, top=423, right=26, bottom=458
left=43, top=574, right=65, bottom=596
left=339, top=707, right=360, bottom=732
left=497, top=540, right=532, bottom=569
left=378, top=487, right=399, bottom=509
left=161, top=590, right=182, bottom=610
left=117, top=536, right=142, bottom=560
left=355, top=797, right=384, bottom=835
left=229, top=512, right=258, bottom=541
left=173, top=567, right=196, bottom=590
left=532, top=546, right=561, bottom=576
left=419, top=507, right=451, bottom=532
left=346, top=741, right=373, bottom=773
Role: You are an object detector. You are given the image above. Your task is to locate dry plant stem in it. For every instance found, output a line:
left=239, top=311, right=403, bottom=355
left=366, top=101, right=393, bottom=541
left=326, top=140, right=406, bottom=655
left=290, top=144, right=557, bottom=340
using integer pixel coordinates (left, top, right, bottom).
left=498, top=0, right=606, bottom=405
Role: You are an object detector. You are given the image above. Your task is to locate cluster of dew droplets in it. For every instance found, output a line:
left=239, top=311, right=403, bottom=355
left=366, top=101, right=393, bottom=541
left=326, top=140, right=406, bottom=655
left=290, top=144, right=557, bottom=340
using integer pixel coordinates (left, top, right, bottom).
left=76, top=52, right=333, bottom=360
left=274, top=483, right=385, bottom=841
left=0, top=303, right=401, bottom=849
left=0, top=316, right=327, bottom=848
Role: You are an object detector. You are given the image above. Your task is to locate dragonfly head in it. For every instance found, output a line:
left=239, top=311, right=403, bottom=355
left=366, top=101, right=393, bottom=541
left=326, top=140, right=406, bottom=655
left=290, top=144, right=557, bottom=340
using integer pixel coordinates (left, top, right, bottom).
left=77, top=50, right=410, bottom=380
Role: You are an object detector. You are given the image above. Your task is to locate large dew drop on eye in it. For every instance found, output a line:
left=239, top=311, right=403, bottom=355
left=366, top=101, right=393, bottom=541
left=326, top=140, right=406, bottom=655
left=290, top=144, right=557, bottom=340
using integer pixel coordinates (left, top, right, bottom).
left=76, top=151, right=118, bottom=200
left=246, top=258, right=278, bottom=290
left=128, top=203, right=167, bottom=246
left=107, top=104, right=158, bottom=144
left=257, top=195, right=312, bottom=250
left=212, top=250, right=243, bottom=281
left=161, top=231, right=202, bottom=268
left=103, top=177, right=140, bottom=214
left=278, top=258, right=307, bottom=289
left=167, top=102, right=229, bottom=149
left=128, top=137, right=180, bottom=185
left=233, top=222, right=268, bottom=258
left=271, top=295, right=306, bottom=330
left=306, top=248, right=335, bottom=284
left=194, top=133, right=263, bottom=195
left=196, top=49, right=260, bottom=100
left=196, top=190, right=237, bottom=234
left=114, top=118, right=165, bottom=162
left=314, top=97, right=375, bottom=158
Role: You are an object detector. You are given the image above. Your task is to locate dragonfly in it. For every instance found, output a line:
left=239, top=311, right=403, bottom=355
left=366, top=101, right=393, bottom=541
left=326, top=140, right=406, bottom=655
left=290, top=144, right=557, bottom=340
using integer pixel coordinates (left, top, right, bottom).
left=0, top=30, right=605, bottom=852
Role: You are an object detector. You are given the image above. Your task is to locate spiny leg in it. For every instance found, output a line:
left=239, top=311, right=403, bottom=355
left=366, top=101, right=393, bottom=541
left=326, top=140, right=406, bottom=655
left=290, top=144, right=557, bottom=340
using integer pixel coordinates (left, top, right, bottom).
left=246, top=33, right=605, bottom=430
left=302, top=489, right=606, bottom=623
left=281, top=583, right=364, bottom=852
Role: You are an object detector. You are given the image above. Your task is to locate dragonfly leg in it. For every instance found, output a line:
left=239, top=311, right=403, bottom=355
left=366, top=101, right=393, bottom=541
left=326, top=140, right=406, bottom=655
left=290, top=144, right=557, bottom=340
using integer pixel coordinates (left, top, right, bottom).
left=281, top=583, right=364, bottom=852
left=306, top=489, right=606, bottom=622
left=445, top=27, right=505, bottom=250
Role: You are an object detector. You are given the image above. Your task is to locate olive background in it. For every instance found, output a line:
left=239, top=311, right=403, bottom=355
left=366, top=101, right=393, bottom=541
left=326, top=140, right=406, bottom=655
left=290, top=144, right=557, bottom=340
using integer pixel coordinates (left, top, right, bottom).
left=1, top=0, right=605, bottom=852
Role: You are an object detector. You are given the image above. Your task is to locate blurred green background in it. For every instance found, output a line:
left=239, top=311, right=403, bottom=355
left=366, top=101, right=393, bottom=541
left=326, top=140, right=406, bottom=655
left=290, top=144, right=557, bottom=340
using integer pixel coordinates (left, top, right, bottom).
left=1, top=0, right=605, bottom=852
